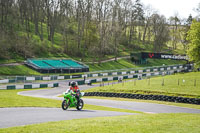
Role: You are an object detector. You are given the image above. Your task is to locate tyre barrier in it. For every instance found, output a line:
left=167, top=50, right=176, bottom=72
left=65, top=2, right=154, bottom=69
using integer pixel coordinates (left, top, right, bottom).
left=84, top=92, right=200, bottom=105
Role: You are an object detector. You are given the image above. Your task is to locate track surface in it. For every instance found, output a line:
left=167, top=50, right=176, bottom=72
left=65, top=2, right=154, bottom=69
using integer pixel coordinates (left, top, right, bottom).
left=0, top=108, right=133, bottom=128
left=19, top=83, right=200, bottom=114
left=1, top=82, right=200, bottom=128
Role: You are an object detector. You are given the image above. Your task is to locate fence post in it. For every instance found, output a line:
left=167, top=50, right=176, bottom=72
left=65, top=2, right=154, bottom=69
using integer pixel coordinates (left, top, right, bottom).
left=162, top=78, right=164, bottom=86
left=178, top=79, right=179, bottom=86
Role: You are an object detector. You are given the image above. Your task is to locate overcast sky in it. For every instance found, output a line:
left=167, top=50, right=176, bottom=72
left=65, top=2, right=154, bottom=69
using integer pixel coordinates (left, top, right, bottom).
left=141, top=0, right=199, bottom=19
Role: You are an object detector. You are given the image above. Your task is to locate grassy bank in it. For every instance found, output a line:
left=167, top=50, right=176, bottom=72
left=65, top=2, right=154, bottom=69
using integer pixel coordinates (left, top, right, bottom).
left=1, top=114, right=200, bottom=133
left=0, top=58, right=186, bottom=75
left=0, top=65, right=41, bottom=76
left=84, top=72, right=200, bottom=98
left=88, top=58, right=186, bottom=72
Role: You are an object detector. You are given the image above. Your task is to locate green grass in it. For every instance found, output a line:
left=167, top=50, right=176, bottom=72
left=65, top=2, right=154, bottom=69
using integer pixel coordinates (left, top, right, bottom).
left=138, top=59, right=186, bottom=67
left=0, top=65, right=85, bottom=76
left=0, top=58, right=24, bottom=64
left=88, top=58, right=186, bottom=72
left=0, top=89, right=140, bottom=113
left=84, top=72, right=200, bottom=98
left=84, top=96, right=200, bottom=110
left=1, top=114, right=200, bottom=133
left=84, top=104, right=141, bottom=114
left=0, top=58, right=186, bottom=75
left=88, top=59, right=137, bottom=71
left=0, top=65, right=41, bottom=76
left=0, top=89, right=61, bottom=107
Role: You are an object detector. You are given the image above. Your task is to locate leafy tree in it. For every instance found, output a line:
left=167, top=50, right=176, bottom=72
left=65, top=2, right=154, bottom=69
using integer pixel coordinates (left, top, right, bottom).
left=187, top=20, right=200, bottom=67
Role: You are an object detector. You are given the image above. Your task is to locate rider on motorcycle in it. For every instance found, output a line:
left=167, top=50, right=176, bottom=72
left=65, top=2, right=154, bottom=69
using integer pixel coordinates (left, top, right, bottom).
left=69, top=81, right=80, bottom=102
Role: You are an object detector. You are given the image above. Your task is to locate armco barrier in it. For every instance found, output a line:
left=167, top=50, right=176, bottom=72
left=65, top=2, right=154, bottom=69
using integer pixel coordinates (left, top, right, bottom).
left=79, top=68, right=188, bottom=85
left=75, top=63, right=194, bottom=86
left=84, top=92, right=200, bottom=105
left=0, top=83, right=59, bottom=90
left=0, top=64, right=193, bottom=84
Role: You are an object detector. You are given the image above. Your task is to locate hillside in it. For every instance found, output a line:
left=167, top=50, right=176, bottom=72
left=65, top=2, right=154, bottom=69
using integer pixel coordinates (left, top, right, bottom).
left=0, top=0, right=191, bottom=76
left=0, top=0, right=188, bottom=64
left=0, top=58, right=187, bottom=76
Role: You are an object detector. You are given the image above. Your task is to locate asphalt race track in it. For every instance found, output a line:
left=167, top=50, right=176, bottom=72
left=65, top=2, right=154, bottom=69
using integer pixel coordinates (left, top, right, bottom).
left=1, top=82, right=200, bottom=128
left=18, top=83, right=200, bottom=114
left=0, top=108, right=133, bottom=128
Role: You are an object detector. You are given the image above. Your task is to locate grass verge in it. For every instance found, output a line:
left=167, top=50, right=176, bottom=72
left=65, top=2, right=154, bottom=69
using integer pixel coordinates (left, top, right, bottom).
left=88, top=58, right=186, bottom=72
left=84, top=96, right=200, bottom=110
left=0, top=89, right=60, bottom=108
left=0, top=113, right=200, bottom=133
left=84, top=72, right=200, bottom=98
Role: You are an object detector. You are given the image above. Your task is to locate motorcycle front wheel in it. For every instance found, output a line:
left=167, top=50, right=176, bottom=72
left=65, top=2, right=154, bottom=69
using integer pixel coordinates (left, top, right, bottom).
left=62, top=100, right=69, bottom=110
left=76, top=99, right=84, bottom=110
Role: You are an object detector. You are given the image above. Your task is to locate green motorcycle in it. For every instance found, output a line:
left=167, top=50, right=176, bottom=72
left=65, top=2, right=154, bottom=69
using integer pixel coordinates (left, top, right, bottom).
left=62, top=89, right=84, bottom=110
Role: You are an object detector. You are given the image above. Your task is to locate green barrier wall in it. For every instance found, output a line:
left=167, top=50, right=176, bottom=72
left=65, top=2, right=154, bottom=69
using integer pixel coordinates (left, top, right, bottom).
left=53, top=83, right=59, bottom=87
left=40, top=84, right=48, bottom=88
left=24, top=85, right=32, bottom=89
left=7, top=85, right=16, bottom=90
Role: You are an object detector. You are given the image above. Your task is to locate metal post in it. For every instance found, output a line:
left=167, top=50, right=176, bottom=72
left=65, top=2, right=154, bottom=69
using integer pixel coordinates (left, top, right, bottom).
left=148, top=78, right=150, bottom=86
left=162, top=78, right=164, bottom=86
left=178, top=79, right=179, bottom=86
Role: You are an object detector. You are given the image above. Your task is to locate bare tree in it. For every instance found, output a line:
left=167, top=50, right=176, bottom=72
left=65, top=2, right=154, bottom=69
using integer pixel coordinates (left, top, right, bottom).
left=150, top=14, right=170, bottom=52
left=95, top=0, right=112, bottom=64
left=142, top=5, right=155, bottom=44
left=111, top=0, right=123, bottom=61
left=169, top=13, right=181, bottom=50
left=128, top=0, right=144, bottom=46
left=59, top=0, right=73, bottom=54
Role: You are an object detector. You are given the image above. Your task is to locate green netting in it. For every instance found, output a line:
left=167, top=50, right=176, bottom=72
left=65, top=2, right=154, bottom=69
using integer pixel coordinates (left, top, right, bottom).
left=44, top=60, right=70, bottom=68
left=62, top=60, right=84, bottom=68
left=30, top=60, right=52, bottom=69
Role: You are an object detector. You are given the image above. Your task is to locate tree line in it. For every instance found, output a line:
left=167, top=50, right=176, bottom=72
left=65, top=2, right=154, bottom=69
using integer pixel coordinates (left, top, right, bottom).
left=0, top=0, right=197, bottom=64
